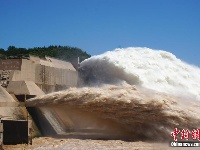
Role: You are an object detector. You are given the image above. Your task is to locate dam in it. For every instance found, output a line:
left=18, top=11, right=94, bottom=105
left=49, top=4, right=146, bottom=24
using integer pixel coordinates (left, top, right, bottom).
left=0, top=56, right=78, bottom=145
left=1, top=47, right=200, bottom=147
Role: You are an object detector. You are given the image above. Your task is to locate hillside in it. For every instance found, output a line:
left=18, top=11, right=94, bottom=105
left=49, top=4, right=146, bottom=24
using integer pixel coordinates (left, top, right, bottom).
left=0, top=45, right=91, bottom=62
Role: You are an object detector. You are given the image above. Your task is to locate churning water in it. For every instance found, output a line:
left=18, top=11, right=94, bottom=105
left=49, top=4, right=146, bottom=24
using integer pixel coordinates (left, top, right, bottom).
left=80, top=47, right=200, bottom=100
left=26, top=47, right=200, bottom=141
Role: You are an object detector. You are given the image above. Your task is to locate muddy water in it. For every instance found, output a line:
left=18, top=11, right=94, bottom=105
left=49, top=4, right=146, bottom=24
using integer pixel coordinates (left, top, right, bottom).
left=26, top=85, right=200, bottom=141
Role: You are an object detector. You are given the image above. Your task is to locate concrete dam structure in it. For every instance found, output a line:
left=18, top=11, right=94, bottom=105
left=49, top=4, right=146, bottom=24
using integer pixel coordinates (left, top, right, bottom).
left=0, top=56, right=78, bottom=94
left=0, top=56, right=79, bottom=145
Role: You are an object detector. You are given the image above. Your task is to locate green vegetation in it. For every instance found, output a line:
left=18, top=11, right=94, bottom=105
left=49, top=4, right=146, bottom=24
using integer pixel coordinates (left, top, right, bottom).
left=0, top=45, right=91, bottom=62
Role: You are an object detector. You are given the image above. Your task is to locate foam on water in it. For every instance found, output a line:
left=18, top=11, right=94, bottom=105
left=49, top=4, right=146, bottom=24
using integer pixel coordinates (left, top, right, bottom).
left=80, top=47, right=200, bottom=100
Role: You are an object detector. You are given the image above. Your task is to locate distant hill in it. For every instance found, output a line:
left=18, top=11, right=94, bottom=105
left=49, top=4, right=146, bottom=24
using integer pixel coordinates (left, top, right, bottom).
left=0, top=45, right=91, bottom=63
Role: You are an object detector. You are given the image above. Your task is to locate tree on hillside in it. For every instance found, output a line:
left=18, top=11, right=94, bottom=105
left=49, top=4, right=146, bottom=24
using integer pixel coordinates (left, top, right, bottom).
left=0, top=48, right=6, bottom=59
left=0, top=45, right=91, bottom=62
left=6, top=46, right=28, bottom=58
left=28, top=45, right=90, bottom=62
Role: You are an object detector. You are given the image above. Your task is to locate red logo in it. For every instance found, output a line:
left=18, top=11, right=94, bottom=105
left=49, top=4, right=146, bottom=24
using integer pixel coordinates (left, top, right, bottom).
left=171, top=128, right=200, bottom=141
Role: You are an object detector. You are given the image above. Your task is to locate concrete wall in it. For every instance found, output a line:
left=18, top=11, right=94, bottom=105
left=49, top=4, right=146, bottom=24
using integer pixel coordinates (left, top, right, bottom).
left=35, top=64, right=78, bottom=93
left=0, top=59, right=22, bottom=70
left=0, top=57, right=78, bottom=93
left=7, top=81, right=45, bottom=96
left=11, top=59, right=36, bottom=82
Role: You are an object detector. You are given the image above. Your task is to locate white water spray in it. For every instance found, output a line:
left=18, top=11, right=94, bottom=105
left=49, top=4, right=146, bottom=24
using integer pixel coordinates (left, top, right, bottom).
left=80, top=47, right=200, bottom=100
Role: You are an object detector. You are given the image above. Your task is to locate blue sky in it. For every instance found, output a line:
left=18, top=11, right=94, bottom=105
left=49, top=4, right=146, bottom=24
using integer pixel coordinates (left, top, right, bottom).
left=0, top=0, right=200, bottom=66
